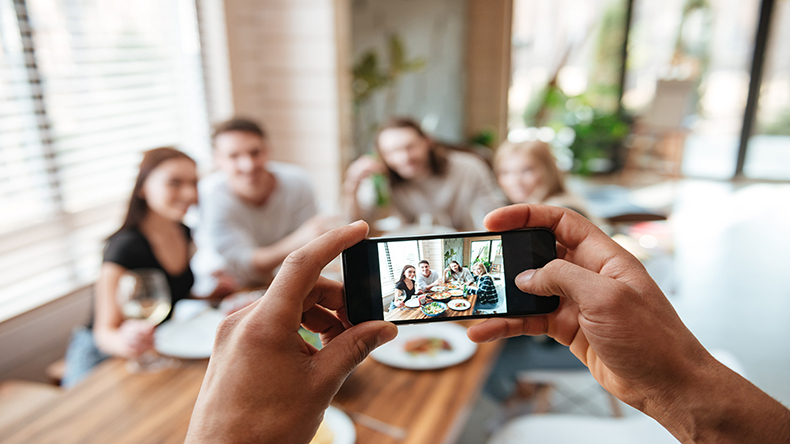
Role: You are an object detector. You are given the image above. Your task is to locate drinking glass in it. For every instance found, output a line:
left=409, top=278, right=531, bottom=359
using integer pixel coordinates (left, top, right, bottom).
left=116, top=268, right=178, bottom=373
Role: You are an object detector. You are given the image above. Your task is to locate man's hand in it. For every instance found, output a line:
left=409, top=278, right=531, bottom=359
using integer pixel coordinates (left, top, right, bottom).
left=186, top=221, right=397, bottom=444
left=342, top=155, right=385, bottom=195
left=468, top=204, right=790, bottom=443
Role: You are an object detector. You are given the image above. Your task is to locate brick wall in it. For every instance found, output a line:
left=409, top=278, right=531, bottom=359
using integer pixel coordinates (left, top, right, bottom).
left=222, top=0, right=352, bottom=211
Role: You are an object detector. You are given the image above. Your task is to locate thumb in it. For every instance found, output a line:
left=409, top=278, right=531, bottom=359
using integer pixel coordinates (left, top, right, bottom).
left=314, top=321, right=397, bottom=381
left=516, top=259, right=619, bottom=309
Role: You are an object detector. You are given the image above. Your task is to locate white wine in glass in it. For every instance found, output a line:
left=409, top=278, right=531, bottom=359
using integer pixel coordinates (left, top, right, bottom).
left=116, top=268, right=176, bottom=372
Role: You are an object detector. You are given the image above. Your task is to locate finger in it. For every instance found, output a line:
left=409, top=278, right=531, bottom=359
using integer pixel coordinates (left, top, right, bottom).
left=515, top=259, right=622, bottom=310
left=301, top=305, right=346, bottom=345
left=254, top=221, right=369, bottom=327
left=467, top=316, right=550, bottom=343
left=302, top=276, right=345, bottom=313
left=314, top=321, right=397, bottom=381
left=484, top=204, right=613, bottom=252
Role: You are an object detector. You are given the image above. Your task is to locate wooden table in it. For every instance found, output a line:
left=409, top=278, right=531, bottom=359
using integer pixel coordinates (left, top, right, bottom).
left=334, top=327, right=502, bottom=444
left=385, top=291, right=478, bottom=322
left=0, top=359, right=208, bottom=444
left=1, top=324, right=502, bottom=444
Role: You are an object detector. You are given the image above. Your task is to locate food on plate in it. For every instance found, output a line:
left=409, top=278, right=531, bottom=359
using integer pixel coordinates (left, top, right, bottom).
left=433, top=286, right=447, bottom=292
left=448, top=299, right=471, bottom=311
left=448, top=289, right=463, bottom=296
left=404, top=337, right=453, bottom=355
left=430, top=291, right=452, bottom=301
left=309, top=418, right=334, bottom=444
left=421, top=301, right=447, bottom=316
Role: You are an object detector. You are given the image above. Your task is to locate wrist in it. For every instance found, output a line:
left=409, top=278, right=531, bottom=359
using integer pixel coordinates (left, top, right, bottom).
left=646, top=354, right=790, bottom=443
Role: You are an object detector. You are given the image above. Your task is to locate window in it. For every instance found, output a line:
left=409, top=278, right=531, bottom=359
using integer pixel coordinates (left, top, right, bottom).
left=378, top=240, right=420, bottom=297
left=0, top=0, right=209, bottom=321
left=471, top=239, right=502, bottom=265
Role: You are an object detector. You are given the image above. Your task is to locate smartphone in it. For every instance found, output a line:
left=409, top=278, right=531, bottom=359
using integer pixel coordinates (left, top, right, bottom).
left=342, top=228, right=558, bottom=325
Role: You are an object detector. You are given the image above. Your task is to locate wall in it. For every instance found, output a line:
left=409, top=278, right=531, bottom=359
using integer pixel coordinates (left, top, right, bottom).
left=222, top=0, right=352, bottom=210
left=351, top=0, right=468, bottom=149
left=0, top=286, right=92, bottom=382
left=465, top=0, right=512, bottom=145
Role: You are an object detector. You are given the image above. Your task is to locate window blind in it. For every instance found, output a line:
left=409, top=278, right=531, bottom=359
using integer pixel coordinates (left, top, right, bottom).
left=379, top=240, right=421, bottom=297
left=0, top=0, right=210, bottom=321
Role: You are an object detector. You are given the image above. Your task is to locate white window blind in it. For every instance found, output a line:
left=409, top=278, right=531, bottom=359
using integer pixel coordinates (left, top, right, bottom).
left=379, top=240, right=421, bottom=296
left=0, top=0, right=210, bottom=321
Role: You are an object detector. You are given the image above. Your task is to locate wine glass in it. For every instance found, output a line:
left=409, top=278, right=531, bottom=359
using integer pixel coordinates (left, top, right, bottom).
left=116, top=268, right=177, bottom=373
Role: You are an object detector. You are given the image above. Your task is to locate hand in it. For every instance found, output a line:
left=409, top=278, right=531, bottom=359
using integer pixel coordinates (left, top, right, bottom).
left=288, top=215, right=341, bottom=251
left=207, top=270, right=238, bottom=300
left=342, top=155, right=385, bottom=194
left=114, top=320, right=155, bottom=358
left=185, top=221, right=397, bottom=444
left=469, top=205, right=716, bottom=434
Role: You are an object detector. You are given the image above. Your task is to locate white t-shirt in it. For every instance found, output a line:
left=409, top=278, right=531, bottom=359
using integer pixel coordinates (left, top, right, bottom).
left=357, top=150, right=506, bottom=232
left=416, top=270, right=440, bottom=292
left=191, top=162, right=317, bottom=289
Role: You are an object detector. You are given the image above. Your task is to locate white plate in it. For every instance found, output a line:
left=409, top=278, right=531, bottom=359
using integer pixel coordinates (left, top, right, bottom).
left=369, top=323, right=477, bottom=370
left=448, top=299, right=471, bottom=311
left=155, top=309, right=224, bottom=359
left=322, top=406, right=356, bottom=444
left=404, top=298, right=420, bottom=308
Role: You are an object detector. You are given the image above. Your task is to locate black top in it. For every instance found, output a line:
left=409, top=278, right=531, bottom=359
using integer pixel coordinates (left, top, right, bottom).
left=395, top=279, right=416, bottom=301
left=102, top=225, right=194, bottom=321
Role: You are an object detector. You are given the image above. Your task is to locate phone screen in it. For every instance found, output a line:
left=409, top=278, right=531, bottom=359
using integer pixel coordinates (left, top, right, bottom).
left=343, top=229, right=558, bottom=325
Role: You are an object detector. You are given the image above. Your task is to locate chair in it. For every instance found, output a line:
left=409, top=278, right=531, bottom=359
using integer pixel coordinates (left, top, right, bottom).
left=621, top=79, right=696, bottom=183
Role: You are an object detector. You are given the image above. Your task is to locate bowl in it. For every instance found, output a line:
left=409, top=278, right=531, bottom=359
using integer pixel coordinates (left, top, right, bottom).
left=421, top=301, right=448, bottom=317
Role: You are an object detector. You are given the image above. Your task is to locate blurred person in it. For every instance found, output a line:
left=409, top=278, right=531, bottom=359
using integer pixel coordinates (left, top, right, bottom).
left=184, top=212, right=790, bottom=444
left=343, top=117, right=505, bottom=231
left=443, top=260, right=474, bottom=285
left=390, top=264, right=417, bottom=310
left=415, top=259, right=441, bottom=293
left=191, top=118, right=335, bottom=290
left=494, top=140, right=595, bottom=221
left=62, top=148, right=232, bottom=388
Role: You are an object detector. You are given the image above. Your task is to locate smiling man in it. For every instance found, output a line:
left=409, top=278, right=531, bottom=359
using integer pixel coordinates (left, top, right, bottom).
left=192, top=118, right=334, bottom=289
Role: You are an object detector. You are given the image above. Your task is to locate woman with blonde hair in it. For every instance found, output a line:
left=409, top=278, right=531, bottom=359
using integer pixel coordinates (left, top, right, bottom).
left=494, top=140, right=594, bottom=219
left=470, top=262, right=498, bottom=309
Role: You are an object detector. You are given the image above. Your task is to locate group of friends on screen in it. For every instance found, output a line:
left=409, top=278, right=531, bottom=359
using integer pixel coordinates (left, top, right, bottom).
left=62, top=116, right=584, bottom=386
left=389, top=259, right=498, bottom=312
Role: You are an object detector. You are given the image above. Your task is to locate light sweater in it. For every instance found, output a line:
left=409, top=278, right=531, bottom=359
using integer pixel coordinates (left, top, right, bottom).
left=358, top=150, right=506, bottom=231
left=191, top=162, right=317, bottom=288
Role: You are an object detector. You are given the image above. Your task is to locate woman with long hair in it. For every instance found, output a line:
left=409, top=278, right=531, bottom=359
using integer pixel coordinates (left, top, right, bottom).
left=470, top=262, right=498, bottom=309
left=390, top=264, right=417, bottom=310
left=443, top=260, right=474, bottom=285
left=493, top=140, right=597, bottom=223
left=62, top=147, right=232, bottom=387
left=344, top=117, right=504, bottom=232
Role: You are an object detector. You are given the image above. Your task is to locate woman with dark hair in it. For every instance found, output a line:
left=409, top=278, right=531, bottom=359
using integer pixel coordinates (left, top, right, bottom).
left=390, top=264, right=417, bottom=310
left=62, top=147, right=232, bottom=387
left=344, top=117, right=505, bottom=232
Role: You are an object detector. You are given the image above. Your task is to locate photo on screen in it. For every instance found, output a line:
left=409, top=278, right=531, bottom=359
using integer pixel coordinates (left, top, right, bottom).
left=378, top=235, right=507, bottom=322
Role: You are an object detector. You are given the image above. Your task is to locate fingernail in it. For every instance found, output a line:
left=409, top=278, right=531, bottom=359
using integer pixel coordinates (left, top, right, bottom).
left=350, top=220, right=365, bottom=227
left=377, top=322, right=398, bottom=344
left=516, top=269, right=536, bottom=286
